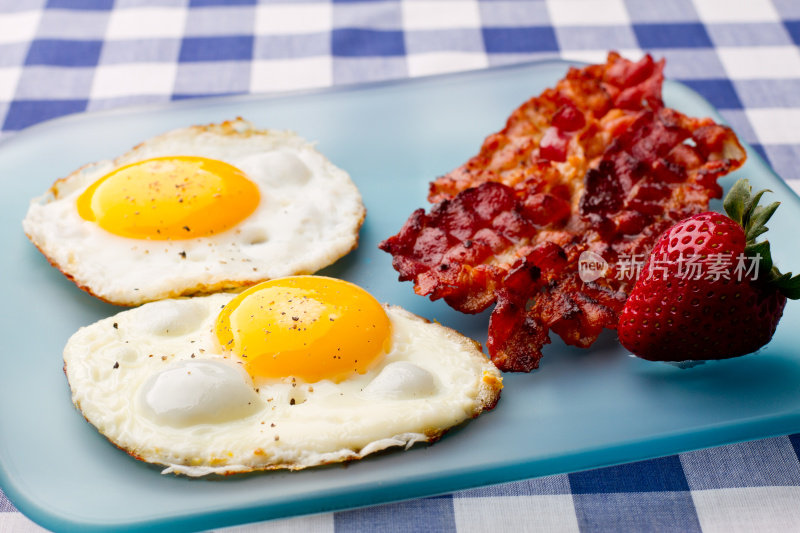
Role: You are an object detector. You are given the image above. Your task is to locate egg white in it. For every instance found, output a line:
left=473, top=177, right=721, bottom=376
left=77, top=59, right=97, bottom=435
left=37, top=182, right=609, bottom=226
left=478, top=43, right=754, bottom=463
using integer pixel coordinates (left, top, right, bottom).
left=63, top=293, right=503, bottom=476
left=23, top=119, right=365, bottom=306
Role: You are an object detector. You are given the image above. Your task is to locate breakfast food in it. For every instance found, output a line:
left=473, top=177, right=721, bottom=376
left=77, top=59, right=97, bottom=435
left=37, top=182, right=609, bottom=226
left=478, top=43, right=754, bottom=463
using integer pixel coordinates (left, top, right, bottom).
left=63, top=276, right=503, bottom=476
left=619, top=179, right=800, bottom=361
left=23, top=119, right=365, bottom=306
left=380, top=52, right=747, bottom=371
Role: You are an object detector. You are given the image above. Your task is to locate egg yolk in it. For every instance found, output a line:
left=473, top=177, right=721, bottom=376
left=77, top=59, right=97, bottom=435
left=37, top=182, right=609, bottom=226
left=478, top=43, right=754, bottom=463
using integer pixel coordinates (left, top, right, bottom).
left=215, top=276, right=392, bottom=383
left=77, top=156, right=260, bottom=240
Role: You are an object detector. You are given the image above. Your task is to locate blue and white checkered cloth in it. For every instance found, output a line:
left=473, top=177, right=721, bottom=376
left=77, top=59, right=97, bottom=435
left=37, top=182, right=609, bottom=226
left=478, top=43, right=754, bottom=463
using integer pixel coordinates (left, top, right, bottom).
left=1, top=0, right=799, bottom=531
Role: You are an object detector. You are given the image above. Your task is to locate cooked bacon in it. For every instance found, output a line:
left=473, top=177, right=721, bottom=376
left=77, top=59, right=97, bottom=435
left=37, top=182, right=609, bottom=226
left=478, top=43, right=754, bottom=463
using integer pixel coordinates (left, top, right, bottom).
left=427, top=52, right=666, bottom=204
left=380, top=52, right=746, bottom=372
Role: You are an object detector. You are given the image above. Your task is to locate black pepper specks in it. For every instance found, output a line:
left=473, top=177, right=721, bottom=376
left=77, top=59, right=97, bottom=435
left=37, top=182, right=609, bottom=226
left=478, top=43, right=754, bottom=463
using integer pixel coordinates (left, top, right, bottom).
left=113, top=361, right=119, bottom=369
left=112, top=322, right=118, bottom=329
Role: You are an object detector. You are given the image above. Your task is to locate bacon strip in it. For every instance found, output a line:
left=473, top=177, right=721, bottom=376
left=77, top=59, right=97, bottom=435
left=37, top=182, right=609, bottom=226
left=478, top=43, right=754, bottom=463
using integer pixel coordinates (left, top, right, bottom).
left=380, top=53, right=746, bottom=372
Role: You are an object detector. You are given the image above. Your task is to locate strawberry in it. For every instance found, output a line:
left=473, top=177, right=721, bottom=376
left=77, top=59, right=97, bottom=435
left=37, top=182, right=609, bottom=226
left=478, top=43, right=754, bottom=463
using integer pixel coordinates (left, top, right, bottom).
left=618, top=178, right=800, bottom=361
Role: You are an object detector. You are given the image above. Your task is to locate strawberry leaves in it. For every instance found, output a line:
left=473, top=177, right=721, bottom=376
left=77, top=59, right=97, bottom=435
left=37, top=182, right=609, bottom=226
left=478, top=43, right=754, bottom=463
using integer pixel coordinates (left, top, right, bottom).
left=723, top=178, right=800, bottom=299
left=771, top=271, right=800, bottom=299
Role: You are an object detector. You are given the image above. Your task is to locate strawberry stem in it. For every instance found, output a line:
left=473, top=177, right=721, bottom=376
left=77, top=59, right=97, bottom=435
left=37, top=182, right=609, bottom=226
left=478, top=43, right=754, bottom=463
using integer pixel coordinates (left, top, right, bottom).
left=723, top=178, right=800, bottom=299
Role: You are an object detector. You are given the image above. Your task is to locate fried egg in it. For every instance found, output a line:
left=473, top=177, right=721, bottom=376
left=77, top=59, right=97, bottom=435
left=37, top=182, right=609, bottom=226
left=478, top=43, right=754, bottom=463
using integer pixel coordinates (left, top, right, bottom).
left=63, top=276, right=503, bottom=476
left=23, top=119, right=365, bottom=306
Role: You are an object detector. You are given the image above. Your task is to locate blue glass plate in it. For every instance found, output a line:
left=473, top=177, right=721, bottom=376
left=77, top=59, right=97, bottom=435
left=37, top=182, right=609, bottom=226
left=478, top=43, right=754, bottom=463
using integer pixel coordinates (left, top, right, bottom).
left=1, top=60, right=799, bottom=532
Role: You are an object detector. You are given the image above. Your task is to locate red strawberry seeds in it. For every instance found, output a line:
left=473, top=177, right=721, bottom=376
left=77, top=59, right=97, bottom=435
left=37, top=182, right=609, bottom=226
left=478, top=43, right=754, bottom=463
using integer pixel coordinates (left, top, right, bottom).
left=618, top=179, right=799, bottom=362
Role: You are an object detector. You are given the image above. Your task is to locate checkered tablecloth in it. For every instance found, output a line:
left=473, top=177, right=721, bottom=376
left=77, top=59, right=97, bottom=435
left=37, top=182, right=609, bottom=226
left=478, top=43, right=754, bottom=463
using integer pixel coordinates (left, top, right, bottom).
left=1, top=0, right=799, bottom=531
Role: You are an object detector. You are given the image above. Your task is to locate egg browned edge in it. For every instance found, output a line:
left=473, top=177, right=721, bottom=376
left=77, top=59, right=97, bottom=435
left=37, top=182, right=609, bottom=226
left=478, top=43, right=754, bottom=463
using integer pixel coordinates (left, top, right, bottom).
left=23, top=118, right=367, bottom=307
left=62, top=304, right=503, bottom=477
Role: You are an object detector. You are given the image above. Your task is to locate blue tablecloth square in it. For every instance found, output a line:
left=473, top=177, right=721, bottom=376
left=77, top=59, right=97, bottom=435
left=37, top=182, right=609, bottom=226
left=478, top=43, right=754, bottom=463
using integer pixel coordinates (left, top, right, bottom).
left=569, top=455, right=690, bottom=494
left=482, top=27, right=559, bottom=53
left=332, top=28, right=406, bottom=57
left=784, top=20, right=800, bottom=46
left=3, top=98, right=87, bottom=130
left=633, top=22, right=713, bottom=49
left=790, top=434, right=800, bottom=459
left=179, top=35, right=255, bottom=62
left=25, top=39, right=103, bottom=67
left=679, top=79, right=743, bottom=110
left=46, top=0, right=113, bottom=11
